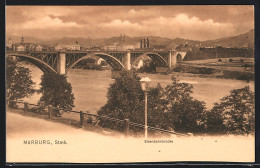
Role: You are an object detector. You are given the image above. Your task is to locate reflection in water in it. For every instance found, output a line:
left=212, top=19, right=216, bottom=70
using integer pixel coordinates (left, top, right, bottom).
left=20, top=63, right=254, bottom=113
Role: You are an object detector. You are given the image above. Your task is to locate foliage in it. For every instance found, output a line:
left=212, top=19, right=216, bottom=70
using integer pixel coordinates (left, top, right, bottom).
left=6, top=57, right=35, bottom=108
left=146, top=84, right=168, bottom=129
left=97, top=71, right=144, bottom=132
left=162, top=77, right=207, bottom=133
left=39, top=72, right=75, bottom=110
left=98, top=72, right=207, bottom=134
left=210, top=86, right=255, bottom=134
left=97, top=71, right=254, bottom=135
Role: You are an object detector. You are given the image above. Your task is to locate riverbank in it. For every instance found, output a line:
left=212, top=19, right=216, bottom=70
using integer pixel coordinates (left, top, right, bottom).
left=172, top=63, right=254, bottom=81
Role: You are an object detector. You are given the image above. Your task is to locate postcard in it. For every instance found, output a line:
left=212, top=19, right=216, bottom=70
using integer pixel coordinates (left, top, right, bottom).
left=6, top=5, right=255, bottom=163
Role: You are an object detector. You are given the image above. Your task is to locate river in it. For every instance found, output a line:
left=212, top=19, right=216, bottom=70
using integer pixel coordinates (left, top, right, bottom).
left=21, top=63, right=254, bottom=113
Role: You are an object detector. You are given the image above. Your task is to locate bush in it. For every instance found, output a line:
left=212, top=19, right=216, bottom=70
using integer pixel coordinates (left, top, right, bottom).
left=229, top=58, right=233, bottom=62
left=218, top=58, right=222, bottom=62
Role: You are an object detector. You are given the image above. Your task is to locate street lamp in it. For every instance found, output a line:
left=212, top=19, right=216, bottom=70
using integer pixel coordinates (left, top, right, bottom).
left=140, top=77, right=151, bottom=139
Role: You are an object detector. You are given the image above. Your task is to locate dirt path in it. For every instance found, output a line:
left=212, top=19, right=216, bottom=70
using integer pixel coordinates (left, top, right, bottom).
left=6, top=111, right=254, bottom=163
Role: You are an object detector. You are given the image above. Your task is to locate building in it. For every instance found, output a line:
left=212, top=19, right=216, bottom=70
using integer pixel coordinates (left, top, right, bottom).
left=35, top=45, right=43, bottom=51
left=11, top=36, right=33, bottom=52
left=55, top=42, right=81, bottom=51
left=16, top=45, right=25, bottom=51
left=102, top=45, right=117, bottom=51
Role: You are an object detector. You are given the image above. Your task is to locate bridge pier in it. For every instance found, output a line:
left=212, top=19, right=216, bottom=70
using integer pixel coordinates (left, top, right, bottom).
left=168, top=50, right=177, bottom=68
left=123, top=50, right=131, bottom=71
left=57, top=51, right=66, bottom=75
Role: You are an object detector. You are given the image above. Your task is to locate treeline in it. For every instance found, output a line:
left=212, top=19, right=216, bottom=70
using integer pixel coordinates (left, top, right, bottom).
left=97, top=71, right=255, bottom=135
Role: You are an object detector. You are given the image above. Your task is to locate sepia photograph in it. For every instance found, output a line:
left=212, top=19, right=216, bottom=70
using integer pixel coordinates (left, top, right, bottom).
left=5, top=5, right=255, bottom=163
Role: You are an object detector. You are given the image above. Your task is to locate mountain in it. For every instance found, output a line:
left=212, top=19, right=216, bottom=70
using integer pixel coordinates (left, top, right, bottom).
left=7, top=29, right=254, bottom=49
left=201, top=29, right=254, bottom=48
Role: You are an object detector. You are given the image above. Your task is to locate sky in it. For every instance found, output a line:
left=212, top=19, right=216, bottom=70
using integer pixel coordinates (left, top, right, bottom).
left=6, top=6, right=254, bottom=41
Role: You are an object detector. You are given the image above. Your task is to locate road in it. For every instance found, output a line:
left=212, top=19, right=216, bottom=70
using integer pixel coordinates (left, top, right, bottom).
left=6, top=111, right=254, bottom=163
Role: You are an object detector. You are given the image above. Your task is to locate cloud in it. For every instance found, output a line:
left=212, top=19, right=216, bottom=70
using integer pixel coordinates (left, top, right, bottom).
left=128, top=9, right=146, bottom=16
left=22, top=16, right=82, bottom=29
left=103, top=19, right=142, bottom=30
left=141, top=14, right=234, bottom=40
left=6, top=6, right=253, bottom=40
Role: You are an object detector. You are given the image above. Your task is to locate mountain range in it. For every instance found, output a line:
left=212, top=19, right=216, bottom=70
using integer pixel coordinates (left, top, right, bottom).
left=7, top=29, right=254, bottom=49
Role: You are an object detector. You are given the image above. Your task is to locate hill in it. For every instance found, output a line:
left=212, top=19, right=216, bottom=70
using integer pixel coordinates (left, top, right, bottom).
left=201, top=29, right=254, bottom=48
left=7, top=29, right=254, bottom=49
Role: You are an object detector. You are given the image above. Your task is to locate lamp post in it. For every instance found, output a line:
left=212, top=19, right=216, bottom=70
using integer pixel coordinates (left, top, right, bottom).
left=140, top=77, right=151, bottom=139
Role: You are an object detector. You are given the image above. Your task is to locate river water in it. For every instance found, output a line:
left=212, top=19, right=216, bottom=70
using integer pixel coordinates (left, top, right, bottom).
left=21, top=63, right=254, bottom=113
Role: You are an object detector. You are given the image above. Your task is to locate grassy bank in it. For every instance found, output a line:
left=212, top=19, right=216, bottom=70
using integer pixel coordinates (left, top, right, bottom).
left=173, top=64, right=254, bottom=81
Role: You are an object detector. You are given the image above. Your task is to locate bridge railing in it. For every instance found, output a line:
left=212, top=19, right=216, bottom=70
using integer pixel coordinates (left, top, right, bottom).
left=6, top=100, right=188, bottom=137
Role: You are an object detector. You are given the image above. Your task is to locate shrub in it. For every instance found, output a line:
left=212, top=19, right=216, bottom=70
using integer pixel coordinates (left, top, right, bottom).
left=218, top=58, right=222, bottom=62
left=229, top=58, right=233, bottom=62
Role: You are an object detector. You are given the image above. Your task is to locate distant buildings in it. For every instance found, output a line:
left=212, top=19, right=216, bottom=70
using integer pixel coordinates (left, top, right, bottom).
left=55, top=42, right=80, bottom=51
left=6, top=36, right=45, bottom=52
left=6, top=36, right=83, bottom=52
left=102, top=34, right=142, bottom=51
left=35, top=45, right=43, bottom=51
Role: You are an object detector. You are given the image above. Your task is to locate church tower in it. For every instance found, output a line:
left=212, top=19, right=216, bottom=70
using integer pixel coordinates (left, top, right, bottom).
left=21, top=35, right=24, bottom=44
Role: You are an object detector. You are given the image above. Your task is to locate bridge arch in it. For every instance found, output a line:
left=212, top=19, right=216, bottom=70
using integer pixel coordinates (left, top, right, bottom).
left=133, top=52, right=169, bottom=68
left=176, top=54, right=182, bottom=63
left=66, top=52, right=125, bottom=73
left=6, top=53, right=57, bottom=73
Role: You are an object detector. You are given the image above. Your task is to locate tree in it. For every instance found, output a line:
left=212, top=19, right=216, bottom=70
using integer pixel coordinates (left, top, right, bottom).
left=147, top=83, right=168, bottom=130
left=39, top=72, right=75, bottom=110
left=97, top=71, right=144, bottom=132
left=6, top=57, right=35, bottom=108
left=210, top=86, right=255, bottom=134
left=98, top=73, right=207, bottom=134
left=163, top=77, right=207, bottom=133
